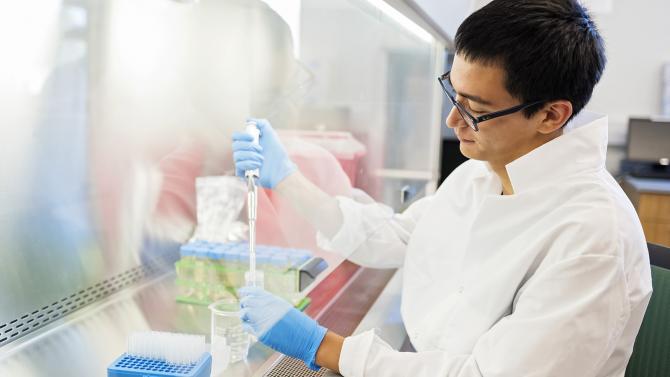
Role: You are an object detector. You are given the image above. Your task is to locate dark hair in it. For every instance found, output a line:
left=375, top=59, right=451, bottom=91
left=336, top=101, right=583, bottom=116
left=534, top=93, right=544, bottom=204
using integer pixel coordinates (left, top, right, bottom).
left=454, top=0, right=606, bottom=121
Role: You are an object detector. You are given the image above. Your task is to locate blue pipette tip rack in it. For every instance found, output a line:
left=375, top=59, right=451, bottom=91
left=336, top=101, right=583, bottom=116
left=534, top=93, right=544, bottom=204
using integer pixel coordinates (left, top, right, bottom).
left=107, top=352, right=212, bottom=377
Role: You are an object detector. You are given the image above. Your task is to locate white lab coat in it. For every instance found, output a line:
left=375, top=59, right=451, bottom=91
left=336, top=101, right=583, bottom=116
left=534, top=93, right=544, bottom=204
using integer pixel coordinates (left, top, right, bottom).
left=317, top=112, right=652, bottom=377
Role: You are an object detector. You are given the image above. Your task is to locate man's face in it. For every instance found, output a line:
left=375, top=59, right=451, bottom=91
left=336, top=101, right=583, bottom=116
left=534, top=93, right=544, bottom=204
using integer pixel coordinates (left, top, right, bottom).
left=446, top=54, right=546, bottom=167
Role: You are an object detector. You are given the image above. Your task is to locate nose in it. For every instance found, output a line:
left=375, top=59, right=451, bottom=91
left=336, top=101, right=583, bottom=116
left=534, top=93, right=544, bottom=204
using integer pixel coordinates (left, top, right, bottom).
left=446, top=106, right=466, bottom=129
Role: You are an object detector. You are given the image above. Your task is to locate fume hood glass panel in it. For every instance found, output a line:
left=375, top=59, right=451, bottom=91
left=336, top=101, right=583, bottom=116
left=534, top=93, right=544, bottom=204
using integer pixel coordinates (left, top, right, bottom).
left=0, top=0, right=443, bottom=354
left=299, top=0, right=441, bottom=196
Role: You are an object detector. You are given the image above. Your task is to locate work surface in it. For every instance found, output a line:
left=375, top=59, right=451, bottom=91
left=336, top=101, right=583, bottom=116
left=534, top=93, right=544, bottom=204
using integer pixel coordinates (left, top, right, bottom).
left=624, top=176, right=670, bottom=194
left=0, top=266, right=405, bottom=376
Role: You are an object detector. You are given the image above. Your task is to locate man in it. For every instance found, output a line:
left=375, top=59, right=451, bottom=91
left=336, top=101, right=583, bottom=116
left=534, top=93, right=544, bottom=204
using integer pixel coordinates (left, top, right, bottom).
left=232, top=0, right=652, bottom=375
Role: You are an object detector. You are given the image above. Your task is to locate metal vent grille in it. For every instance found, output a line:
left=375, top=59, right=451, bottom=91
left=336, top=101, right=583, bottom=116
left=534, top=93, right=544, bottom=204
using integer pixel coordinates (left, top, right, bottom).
left=0, top=263, right=162, bottom=347
left=263, top=356, right=328, bottom=377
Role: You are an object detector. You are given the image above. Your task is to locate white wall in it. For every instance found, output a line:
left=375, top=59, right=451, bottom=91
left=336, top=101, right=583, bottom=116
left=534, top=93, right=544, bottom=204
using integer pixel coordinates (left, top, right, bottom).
left=585, top=0, right=670, bottom=145
left=584, top=0, right=670, bottom=173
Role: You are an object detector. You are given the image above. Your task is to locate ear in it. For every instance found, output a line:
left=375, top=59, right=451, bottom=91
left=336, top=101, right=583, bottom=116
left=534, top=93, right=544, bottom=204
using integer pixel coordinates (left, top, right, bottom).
left=537, top=100, right=573, bottom=134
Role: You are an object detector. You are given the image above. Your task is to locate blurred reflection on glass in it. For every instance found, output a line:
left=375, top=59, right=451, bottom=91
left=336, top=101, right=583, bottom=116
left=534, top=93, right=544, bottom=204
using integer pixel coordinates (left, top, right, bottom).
left=0, top=0, right=443, bottom=364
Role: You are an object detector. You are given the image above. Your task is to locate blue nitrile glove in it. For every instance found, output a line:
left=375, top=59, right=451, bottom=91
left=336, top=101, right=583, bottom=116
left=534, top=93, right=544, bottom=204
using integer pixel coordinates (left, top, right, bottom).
left=238, top=286, right=327, bottom=370
left=231, top=118, right=297, bottom=189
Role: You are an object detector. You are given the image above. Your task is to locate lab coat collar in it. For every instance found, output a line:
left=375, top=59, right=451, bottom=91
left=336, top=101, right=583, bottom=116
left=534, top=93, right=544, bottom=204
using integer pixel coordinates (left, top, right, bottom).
left=502, top=111, right=608, bottom=194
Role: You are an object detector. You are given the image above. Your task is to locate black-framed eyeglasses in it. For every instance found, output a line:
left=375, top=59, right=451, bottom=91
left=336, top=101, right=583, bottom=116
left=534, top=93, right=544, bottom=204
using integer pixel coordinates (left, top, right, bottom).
left=438, top=71, right=545, bottom=132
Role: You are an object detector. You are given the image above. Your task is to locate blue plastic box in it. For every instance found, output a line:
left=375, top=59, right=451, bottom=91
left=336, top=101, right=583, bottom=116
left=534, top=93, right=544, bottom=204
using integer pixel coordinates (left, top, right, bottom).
left=107, top=353, right=212, bottom=377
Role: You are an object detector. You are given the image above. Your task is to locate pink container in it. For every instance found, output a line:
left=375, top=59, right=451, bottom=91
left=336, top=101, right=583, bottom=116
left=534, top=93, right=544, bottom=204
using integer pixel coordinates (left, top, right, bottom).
left=278, top=130, right=366, bottom=186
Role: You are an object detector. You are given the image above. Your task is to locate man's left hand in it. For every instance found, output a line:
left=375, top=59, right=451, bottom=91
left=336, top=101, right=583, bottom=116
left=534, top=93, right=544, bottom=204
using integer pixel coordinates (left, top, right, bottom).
left=238, top=286, right=327, bottom=370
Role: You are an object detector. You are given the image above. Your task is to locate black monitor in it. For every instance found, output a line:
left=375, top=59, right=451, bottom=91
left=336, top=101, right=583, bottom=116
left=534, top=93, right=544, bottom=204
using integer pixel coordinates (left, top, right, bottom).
left=626, top=118, right=670, bottom=164
left=622, top=118, right=670, bottom=178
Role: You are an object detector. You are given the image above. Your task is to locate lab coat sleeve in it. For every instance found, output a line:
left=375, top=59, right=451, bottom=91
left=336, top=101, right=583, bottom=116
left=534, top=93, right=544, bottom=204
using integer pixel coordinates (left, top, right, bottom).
left=338, top=254, right=631, bottom=377
left=316, top=193, right=433, bottom=269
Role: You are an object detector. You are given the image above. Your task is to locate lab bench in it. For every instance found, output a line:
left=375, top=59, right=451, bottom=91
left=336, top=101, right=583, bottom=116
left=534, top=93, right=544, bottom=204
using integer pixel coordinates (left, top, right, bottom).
left=0, top=260, right=404, bottom=377
left=621, top=176, right=670, bottom=246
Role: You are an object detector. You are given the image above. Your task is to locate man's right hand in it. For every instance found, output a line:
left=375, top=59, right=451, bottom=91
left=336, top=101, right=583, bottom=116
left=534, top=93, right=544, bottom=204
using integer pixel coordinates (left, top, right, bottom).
left=232, top=118, right=297, bottom=189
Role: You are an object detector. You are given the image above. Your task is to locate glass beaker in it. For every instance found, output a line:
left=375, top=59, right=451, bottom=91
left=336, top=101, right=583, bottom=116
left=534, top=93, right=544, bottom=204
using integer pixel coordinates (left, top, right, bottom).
left=209, top=298, right=250, bottom=364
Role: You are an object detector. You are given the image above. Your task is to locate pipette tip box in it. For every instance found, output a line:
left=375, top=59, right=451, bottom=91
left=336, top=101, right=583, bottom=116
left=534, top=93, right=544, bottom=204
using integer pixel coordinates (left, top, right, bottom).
left=107, top=352, right=212, bottom=377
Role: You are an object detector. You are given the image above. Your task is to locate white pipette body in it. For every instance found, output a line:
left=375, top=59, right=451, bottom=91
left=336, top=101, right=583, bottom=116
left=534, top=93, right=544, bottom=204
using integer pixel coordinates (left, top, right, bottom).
left=245, top=121, right=261, bottom=287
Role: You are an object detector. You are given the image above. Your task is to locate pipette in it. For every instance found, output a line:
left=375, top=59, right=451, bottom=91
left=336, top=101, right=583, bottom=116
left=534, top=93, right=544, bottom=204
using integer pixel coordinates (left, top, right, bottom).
left=244, top=121, right=261, bottom=287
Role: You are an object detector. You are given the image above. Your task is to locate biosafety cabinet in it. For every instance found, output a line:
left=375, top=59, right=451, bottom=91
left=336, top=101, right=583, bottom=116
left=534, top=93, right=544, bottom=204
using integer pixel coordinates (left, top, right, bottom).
left=0, top=0, right=451, bottom=375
